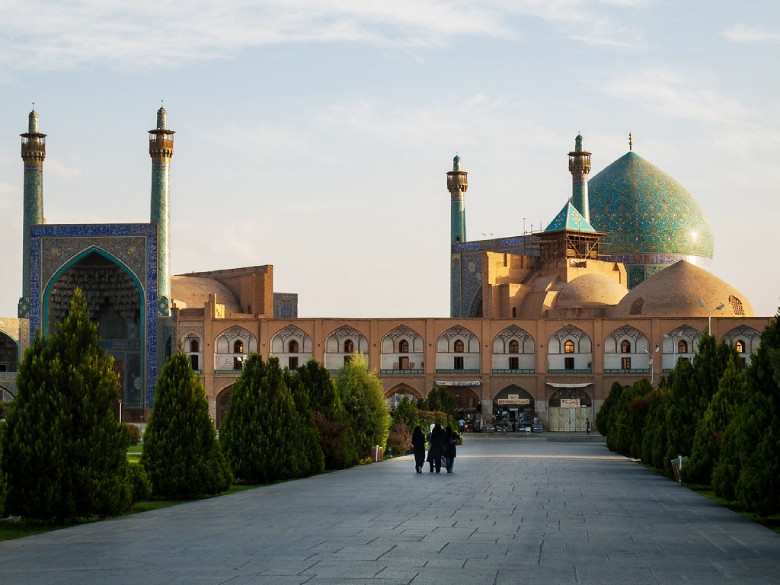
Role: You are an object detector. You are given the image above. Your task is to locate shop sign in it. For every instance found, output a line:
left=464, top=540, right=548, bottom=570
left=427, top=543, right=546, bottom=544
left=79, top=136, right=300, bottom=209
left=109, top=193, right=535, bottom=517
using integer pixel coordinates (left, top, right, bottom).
left=560, top=398, right=581, bottom=408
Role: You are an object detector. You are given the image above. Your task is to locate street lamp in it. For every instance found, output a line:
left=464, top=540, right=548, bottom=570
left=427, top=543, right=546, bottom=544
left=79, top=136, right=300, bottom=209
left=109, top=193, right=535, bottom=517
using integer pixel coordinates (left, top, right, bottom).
left=698, top=299, right=725, bottom=334
left=642, top=345, right=660, bottom=385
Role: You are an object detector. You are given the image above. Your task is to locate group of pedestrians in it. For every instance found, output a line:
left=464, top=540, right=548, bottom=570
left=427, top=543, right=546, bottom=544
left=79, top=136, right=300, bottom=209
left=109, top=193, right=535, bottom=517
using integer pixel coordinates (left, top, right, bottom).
left=411, top=422, right=459, bottom=474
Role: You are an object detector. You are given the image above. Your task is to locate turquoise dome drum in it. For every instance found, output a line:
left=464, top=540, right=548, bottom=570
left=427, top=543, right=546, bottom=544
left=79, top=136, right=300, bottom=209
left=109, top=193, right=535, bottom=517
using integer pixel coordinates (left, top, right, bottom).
left=587, top=151, right=714, bottom=288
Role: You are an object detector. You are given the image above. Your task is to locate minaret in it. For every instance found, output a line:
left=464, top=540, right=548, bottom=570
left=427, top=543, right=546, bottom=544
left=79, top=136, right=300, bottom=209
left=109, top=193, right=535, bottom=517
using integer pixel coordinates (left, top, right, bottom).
left=568, top=134, right=591, bottom=224
left=446, top=155, right=468, bottom=243
left=19, top=109, right=46, bottom=317
left=149, top=106, right=175, bottom=314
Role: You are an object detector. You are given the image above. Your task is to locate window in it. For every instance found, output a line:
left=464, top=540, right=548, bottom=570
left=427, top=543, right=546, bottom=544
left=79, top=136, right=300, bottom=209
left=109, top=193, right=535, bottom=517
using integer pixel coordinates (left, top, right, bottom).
left=398, top=339, right=409, bottom=353
left=289, top=356, right=299, bottom=369
left=454, top=356, right=464, bottom=370
left=621, top=357, right=631, bottom=369
left=512, top=307, right=517, bottom=318
left=233, top=340, right=244, bottom=354
left=399, top=356, right=409, bottom=370
left=564, top=357, right=575, bottom=370
left=620, top=340, right=631, bottom=353
left=344, top=339, right=354, bottom=353
left=678, top=340, right=688, bottom=354
left=190, top=339, right=199, bottom=352
left=289, top=339, right=299, bottom=353
left=233, top=356, right=243, bottom=370
left=190, top=355, right=199, bottom=371
left=508, top=340, right=519, bottom=353
left=509, top=356, right=519, bottom=370
left=735, top=340, right=745, bottom=353
left=454, top=339, right=465, bottom=353
left=564, top=340, right=575, bottom=353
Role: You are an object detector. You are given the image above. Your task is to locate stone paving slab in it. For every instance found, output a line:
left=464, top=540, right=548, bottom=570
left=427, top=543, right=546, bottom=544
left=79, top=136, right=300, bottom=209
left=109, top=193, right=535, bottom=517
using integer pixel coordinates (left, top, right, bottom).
left=1, top=438, right=779, bottom=584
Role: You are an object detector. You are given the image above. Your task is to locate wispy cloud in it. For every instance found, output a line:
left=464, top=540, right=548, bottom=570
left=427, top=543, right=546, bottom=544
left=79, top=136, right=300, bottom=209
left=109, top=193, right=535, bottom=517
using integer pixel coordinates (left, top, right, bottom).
left=0, top=0, right=643, bottom=72
left=598, top=68, right=753, bottom=123
left=724, top=25, right=780, bottom=44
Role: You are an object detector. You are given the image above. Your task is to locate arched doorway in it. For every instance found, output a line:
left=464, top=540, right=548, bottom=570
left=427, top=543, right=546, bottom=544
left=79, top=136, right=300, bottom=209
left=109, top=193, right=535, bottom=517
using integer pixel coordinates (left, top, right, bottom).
left=493, top=385, right=535, bottom=431
left=384, top=383, right=422, bottom=410
left=440, top=386, right=481, bottom=431
left=216, top=384, right=234, bottom=429
left=547, top=386, right=593, bottom=431
left=44, top=250, right=144, bottom=421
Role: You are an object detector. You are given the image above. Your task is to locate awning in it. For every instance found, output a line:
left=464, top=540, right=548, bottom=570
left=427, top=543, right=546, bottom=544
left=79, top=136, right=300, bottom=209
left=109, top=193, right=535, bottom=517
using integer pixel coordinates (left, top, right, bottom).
left=545, top=382, right=593, bottom=388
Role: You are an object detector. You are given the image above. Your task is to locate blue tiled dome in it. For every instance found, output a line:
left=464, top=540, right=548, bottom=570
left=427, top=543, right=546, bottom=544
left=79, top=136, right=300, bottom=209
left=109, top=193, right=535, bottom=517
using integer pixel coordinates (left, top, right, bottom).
left=588, top=151, right=714, bottom=287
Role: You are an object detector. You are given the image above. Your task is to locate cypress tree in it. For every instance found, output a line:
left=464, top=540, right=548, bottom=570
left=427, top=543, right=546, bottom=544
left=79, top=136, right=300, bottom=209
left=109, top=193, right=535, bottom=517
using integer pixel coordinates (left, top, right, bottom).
left=220, top=355, right=309, bottom=483
left=297, top=359, right=358, bottom=469
left=714, top=312, right=780, bottom=514
left=336, top=353, right=390, bottom=460
left=142, top=351, right=232, bottom=499
left=284, top=368, right=325, bottom=476
left=684, top=353, right=746, bottom=485
left=1, top=289, right=131, bottom=522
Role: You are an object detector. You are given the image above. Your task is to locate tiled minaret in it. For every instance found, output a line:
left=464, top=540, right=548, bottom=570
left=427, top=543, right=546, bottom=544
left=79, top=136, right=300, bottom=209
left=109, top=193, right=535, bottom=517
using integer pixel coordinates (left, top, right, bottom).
left=447, top=155, right=468, bottom=244
left=19, top=109, right=46, bottom=318
left=149, top=106, right=174, bottom=315
left=568, top=134, right=591, bottom=224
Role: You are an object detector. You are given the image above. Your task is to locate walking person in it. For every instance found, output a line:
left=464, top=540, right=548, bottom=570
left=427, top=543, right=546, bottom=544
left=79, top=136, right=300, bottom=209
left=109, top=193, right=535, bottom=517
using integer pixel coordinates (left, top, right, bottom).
left=444, top=425, right=459, bottom=473
left=411, top=426, right=426, bottom=474
left=428, top=422, right=446, bottom=473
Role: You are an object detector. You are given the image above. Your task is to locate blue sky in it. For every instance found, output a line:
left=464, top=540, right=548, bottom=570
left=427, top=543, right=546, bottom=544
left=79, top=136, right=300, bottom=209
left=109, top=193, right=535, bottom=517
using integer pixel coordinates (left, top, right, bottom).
left=0, top=0, right=778, bottom=318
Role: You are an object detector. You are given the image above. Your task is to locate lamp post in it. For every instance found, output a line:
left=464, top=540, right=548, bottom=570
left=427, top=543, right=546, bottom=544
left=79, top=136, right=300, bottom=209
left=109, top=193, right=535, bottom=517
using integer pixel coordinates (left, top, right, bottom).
left=642, top=345, right=660, bottom=385
left=699, top=299, right=725, bottom=335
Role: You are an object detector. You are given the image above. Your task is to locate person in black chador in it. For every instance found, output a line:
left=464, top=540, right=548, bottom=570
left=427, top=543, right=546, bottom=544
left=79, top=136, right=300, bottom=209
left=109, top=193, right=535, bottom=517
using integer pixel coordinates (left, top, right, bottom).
left=428, top=422, right=446, bottom=473
left=444, top=425, right=459, bottom=473
left=411, top=426, right=426, bottom=474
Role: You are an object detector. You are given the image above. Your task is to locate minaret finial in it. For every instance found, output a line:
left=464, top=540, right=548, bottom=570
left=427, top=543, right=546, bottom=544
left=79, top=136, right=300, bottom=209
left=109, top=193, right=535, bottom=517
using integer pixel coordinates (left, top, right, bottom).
left=629, top=132, right=633, bottom=151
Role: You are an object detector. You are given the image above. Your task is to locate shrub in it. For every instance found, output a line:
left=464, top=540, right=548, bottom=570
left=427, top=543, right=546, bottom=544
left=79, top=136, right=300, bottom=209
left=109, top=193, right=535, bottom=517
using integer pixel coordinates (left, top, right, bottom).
left=386, top=420, right=412, bottom=456
left=142, top=351, right=232, bottom=499
left=126, top=462, right=152, bottom=502
left=123, top=423, right=142, bottom=446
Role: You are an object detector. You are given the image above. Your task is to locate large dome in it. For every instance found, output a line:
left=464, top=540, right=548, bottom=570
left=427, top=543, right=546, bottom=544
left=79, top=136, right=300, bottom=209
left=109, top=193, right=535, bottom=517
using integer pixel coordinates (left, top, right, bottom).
left=611, top=260, right=753, bottom=318
left=588, top=151, right=714, bottom=287
left=555, top=274, right=627, bottom=309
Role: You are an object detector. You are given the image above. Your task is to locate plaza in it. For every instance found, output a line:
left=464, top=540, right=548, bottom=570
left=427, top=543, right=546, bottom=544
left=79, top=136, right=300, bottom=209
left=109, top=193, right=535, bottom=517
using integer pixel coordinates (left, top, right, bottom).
left=1, top=437, right=778, bottom=585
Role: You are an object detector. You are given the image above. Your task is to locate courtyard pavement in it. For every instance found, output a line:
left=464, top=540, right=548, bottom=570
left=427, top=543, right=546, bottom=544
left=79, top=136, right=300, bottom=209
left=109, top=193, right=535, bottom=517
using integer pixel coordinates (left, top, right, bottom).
left=1, top=435, right=779, bottom=584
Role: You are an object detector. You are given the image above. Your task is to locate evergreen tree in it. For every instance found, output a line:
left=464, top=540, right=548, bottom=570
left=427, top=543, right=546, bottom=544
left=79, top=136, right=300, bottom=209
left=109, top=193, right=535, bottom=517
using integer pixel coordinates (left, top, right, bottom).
left=595, top=381, right=622, bottom=437
left=295, top=359, right=358, bottom=469
left=1, top=289, right=131, bottom=522
left=714, top=312, right=780, bottom=514
left=0, top=420, right=6, bottom=516
left=336, top=353, right=390, bottom=459
left=142, top=351, right=232, bottom=499
left=684, top=353, right=746, bottom=485
left=220, top=355, right=310, bottom=483
left=663, top=358, right=697, bottom=477
left=391, top=394, right=419, bottom=431
left=284, top=368, right=325, bottom=476
left=420, top=386, right=456, bottom=418
left=640, top=388, right=669, bottom=468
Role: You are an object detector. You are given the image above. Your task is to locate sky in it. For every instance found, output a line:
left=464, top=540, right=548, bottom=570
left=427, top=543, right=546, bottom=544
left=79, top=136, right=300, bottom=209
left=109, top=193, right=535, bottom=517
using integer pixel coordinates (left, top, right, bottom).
left=0, top=0, right=778, bottom=319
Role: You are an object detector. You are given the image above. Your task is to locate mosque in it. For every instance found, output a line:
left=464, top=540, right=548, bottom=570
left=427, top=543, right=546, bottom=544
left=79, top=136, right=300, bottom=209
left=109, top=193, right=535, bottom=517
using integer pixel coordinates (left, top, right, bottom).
left=0, top=108, right=771, bottom=431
